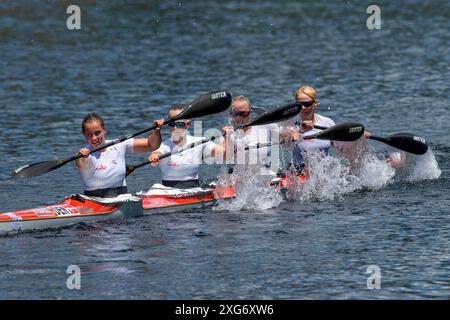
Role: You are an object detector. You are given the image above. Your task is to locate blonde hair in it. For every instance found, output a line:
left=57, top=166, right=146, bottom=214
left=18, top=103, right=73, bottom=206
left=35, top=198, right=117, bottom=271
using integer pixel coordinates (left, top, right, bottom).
left=232, top=95, right=251, bottom=111
left=294, top=85, right=317, bottom=101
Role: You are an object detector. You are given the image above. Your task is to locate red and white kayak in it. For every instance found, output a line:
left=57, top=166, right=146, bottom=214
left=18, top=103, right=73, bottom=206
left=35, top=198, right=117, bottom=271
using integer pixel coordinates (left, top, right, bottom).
left=0, top=175, right=305, bottom=234
left=0, top=184, right=236, bottom=234
left=0, top=194, right=143, bottom=234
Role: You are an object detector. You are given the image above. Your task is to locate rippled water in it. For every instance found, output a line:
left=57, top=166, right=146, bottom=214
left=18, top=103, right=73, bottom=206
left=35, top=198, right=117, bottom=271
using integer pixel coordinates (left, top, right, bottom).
left=0, top=0, right=449, bottom=299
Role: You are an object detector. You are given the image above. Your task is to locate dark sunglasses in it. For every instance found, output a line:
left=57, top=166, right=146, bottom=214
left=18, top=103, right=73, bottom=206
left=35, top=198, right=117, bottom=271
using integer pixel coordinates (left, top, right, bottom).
left=168, top=121, right=188, bottom=128
left=230, top=111, right=251, bottom=117
left=296, top=101, right=315, bottom=108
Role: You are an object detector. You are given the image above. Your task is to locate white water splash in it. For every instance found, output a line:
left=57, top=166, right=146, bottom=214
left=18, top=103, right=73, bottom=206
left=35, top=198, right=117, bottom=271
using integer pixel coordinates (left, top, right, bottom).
left=214, top=139, right=442, bottom=206
left=214, top=165, right=283, bottom=212
left=356, top=152, right=396, bottom=189
left=286, top=149, right=395, bottom=201
left=392, top=149, right=442, bottom=181
left=288, top=141, right=443, bottom=201
left=287, top=151, right=359, bottom=201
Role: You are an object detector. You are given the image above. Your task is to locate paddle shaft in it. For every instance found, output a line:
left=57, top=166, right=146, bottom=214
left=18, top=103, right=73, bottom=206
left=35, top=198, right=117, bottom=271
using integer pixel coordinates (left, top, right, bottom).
left=315, top=124, right=394, bottom=144
left=315, top=125, right=387, bottom=143
left=366, top=135, right=388, bottom=143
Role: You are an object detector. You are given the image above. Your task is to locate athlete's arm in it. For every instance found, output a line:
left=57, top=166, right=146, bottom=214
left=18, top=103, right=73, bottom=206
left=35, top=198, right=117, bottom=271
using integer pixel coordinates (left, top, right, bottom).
left=210, top=143, right=226, bottom=160
left=132, top=118, right=164, bottom=153
left=221, top=126, right=235, bottom=161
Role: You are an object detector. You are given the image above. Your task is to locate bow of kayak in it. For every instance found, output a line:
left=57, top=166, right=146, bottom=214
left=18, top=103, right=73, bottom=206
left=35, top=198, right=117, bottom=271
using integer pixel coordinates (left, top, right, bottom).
left=0, top=194, right=143, bottom=234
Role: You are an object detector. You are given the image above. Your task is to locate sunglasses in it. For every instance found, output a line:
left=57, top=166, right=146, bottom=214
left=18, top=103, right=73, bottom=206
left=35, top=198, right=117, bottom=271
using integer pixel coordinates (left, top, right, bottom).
left=296, top=101, right=315, bottom=108
left=168, top=121, right=188, bottom=128
left=230, top=111, right=251, bottom=117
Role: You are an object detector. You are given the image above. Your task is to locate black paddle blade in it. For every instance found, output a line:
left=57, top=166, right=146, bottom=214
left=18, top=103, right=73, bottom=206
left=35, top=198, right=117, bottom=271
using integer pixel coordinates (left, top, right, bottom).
left=12, top=159, right=68, bottom=178
left=304, top=122, right=365, bottom=141
left=377, top=133, right=428, bottom=155
left=246, top=102, right=302, bottom=127
left=176, top=91, right=232, bottom=120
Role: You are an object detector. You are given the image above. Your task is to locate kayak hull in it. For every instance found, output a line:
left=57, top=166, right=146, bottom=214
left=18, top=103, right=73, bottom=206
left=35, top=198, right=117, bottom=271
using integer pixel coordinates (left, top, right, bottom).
left=0, top=196, right=143, bottom=234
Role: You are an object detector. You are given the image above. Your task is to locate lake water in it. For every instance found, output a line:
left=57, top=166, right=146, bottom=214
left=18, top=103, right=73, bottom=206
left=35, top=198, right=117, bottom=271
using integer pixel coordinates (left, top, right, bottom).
left=0, top=0, right=449, bottom=299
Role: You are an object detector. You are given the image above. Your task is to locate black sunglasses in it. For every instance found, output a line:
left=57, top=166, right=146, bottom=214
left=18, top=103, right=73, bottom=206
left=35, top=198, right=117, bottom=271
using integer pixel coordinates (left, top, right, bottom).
left=168, top=121, right=188, bottom=128
left=230, top=111, right=251, bottom=117
left=296, top=101, right=315, bottom=108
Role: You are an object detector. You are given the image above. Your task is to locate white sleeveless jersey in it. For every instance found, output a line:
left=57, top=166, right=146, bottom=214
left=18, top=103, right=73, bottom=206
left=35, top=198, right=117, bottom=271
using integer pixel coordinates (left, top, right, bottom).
left=293, top=114, right=335, bottom=166
left=78, top=139, right=134, bottom=191
left=155, top=135, right=215, bottom=181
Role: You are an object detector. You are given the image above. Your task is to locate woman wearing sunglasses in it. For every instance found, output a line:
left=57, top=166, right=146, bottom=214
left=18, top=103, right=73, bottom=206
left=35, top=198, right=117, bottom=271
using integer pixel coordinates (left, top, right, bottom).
left=281, top=86, right=336, bottom=174
left=148, top=105, right=225, bottom=189
left=222, top=95, right=280, bottom=175
left=76, top=112, right=164, bottom=197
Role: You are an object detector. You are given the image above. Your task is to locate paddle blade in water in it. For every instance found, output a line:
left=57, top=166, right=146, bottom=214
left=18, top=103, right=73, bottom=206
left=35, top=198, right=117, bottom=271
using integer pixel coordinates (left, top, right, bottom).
left=247, top=102, right=302, bottom=127
left=304, top=122, right=365, bottom=141
left=12, top=159, right=68, bottom=178
left=176, top=91, right=232, bottom=120
left=382, top=133, right=428, bottom=155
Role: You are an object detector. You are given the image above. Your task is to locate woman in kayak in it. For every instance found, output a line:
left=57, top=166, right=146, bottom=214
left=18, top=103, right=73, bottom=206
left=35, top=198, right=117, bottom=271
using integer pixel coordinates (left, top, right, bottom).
left=148, top=105, right=225, bottom=189
left=76, top=112, right=164, bottom=197
left=222, top=95, right=280, bottom=175
left=281, top=85, right=336, bottom=174
left=287, top=87, right=399, bottom=174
